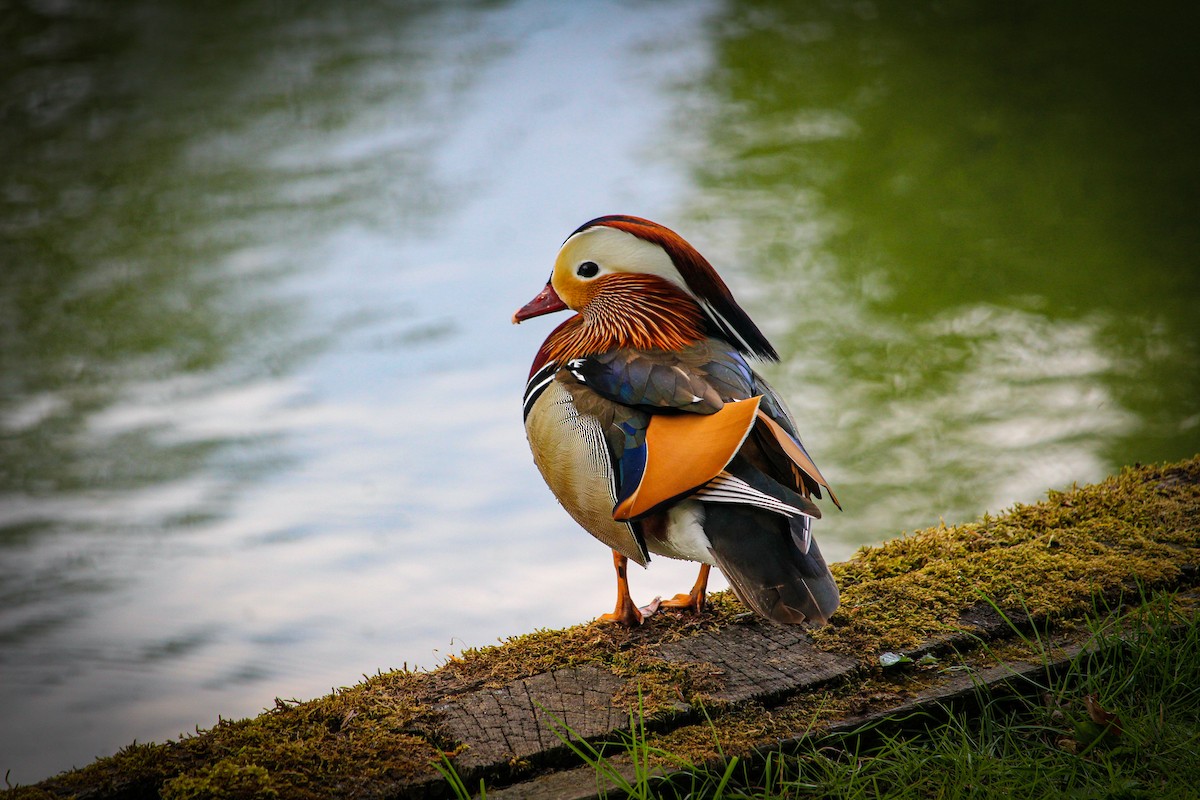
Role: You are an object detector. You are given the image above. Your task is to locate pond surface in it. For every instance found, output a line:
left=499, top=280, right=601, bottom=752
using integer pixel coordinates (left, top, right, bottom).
left=2, top=0, right=1197, bottom=783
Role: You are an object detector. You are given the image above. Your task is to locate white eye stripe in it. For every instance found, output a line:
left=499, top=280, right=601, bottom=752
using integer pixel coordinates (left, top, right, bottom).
left=560, top=226, right=684, bottom=286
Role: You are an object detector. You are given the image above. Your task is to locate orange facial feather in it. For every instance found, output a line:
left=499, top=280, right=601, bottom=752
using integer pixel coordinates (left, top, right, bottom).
left=539, top=273, right=705, bottom=365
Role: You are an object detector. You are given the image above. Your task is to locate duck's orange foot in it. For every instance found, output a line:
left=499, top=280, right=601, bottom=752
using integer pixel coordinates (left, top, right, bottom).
left=659, top=589, right=706, bottom=615
left=599, top=596, right=662, bottom=627
left=598, top=550, right=662, bottom=626
left=659, top=564, right=710, bottom=615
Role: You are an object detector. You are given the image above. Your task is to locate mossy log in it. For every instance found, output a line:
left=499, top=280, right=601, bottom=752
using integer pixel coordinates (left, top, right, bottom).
left=10, top=458, right=1200, bottom=800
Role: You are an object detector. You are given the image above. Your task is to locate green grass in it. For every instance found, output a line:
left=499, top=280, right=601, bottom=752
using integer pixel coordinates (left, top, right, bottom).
left=442, top=592, right=1200, bottom=799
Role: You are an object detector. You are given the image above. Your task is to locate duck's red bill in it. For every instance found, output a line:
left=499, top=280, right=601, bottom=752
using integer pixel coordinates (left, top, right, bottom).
left=512, top=282, right=567, bottom=323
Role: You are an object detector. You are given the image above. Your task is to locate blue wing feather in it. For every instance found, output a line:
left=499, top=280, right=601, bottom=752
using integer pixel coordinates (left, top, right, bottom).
left=569, top=338, right=836, bottom=515
left=573, top=339, right=756, bottom=413
left=613, top=418, right=648, bottom=510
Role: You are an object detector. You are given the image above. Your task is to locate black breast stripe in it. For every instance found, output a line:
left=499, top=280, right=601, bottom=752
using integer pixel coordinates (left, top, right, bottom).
left=523, top=361, right=559, bottom=421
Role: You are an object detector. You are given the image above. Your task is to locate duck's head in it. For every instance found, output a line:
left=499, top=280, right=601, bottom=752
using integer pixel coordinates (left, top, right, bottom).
left=513, top=215, right=778, bottom=361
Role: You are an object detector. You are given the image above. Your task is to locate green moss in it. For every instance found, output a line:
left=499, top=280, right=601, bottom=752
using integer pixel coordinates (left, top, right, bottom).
left=30, top=671, right=446, bottom=800
left=14, top=458, right=1200, bottom=799
left=1, top=789, right=57, bottom=800
left=161, top=760, right=278, bottom=800
left=812, top=458, right=1200, bottom=655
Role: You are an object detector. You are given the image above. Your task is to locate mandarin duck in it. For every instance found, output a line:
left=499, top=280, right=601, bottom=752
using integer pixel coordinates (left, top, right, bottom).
left=513, top=216, right=840, bottom=627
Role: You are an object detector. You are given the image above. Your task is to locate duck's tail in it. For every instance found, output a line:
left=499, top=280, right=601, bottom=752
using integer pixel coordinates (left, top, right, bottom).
left=701, top=463, right=839, bottom=625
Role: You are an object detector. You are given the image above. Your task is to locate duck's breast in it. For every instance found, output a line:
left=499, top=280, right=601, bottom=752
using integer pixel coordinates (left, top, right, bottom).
left=524, top=376, right=647, bottom=565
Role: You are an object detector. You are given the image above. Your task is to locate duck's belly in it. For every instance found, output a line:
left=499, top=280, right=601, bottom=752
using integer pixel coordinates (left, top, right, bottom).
left=647, top=501, right=718, bottom=566
left=524, top=380, right=647, bottom=565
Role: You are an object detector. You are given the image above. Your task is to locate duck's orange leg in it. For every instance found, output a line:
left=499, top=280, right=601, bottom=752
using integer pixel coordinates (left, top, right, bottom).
left=598, top=550, right=660, bottom=626
left=659, top=563, right=711, bottom=615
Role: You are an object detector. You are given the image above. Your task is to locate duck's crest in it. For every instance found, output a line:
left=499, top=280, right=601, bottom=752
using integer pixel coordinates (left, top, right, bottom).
left=571, top=216, right=780, bottom=362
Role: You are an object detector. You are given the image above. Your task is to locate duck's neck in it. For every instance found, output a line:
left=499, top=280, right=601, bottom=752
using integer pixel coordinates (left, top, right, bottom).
left=539, top=274, right=706, bottom=365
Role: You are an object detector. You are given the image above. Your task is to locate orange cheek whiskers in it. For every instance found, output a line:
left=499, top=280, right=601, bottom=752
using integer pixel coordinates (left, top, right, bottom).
left=541, top=275, right=705, bottom=363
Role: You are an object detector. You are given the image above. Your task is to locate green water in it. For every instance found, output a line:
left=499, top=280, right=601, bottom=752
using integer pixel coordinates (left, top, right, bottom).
left=685, top=0, right=1200, bottom=538
left=1, top=0, right=1196, bottom=784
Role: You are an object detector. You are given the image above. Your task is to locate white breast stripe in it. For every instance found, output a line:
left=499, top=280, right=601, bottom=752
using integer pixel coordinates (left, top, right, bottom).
left=523, top=362, right=559, bottom=420
left=692, top=471, right=812, bottom=519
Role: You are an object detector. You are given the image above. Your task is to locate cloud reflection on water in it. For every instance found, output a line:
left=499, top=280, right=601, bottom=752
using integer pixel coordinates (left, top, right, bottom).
left=1, top=0, right=724, bottom=782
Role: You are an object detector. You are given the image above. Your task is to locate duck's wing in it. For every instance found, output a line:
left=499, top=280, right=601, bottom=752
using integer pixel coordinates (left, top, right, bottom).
left=569, top=342, right=841, bottom=624
left=750, top=372, right=841, bottom=509
left=567, top=341, right=831, bottom=520
left=566, top=339, right=756, bottom=414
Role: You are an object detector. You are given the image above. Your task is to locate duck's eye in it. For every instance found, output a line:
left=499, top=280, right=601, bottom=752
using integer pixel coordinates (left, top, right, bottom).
left=576, top=261, right=600, bottom=279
